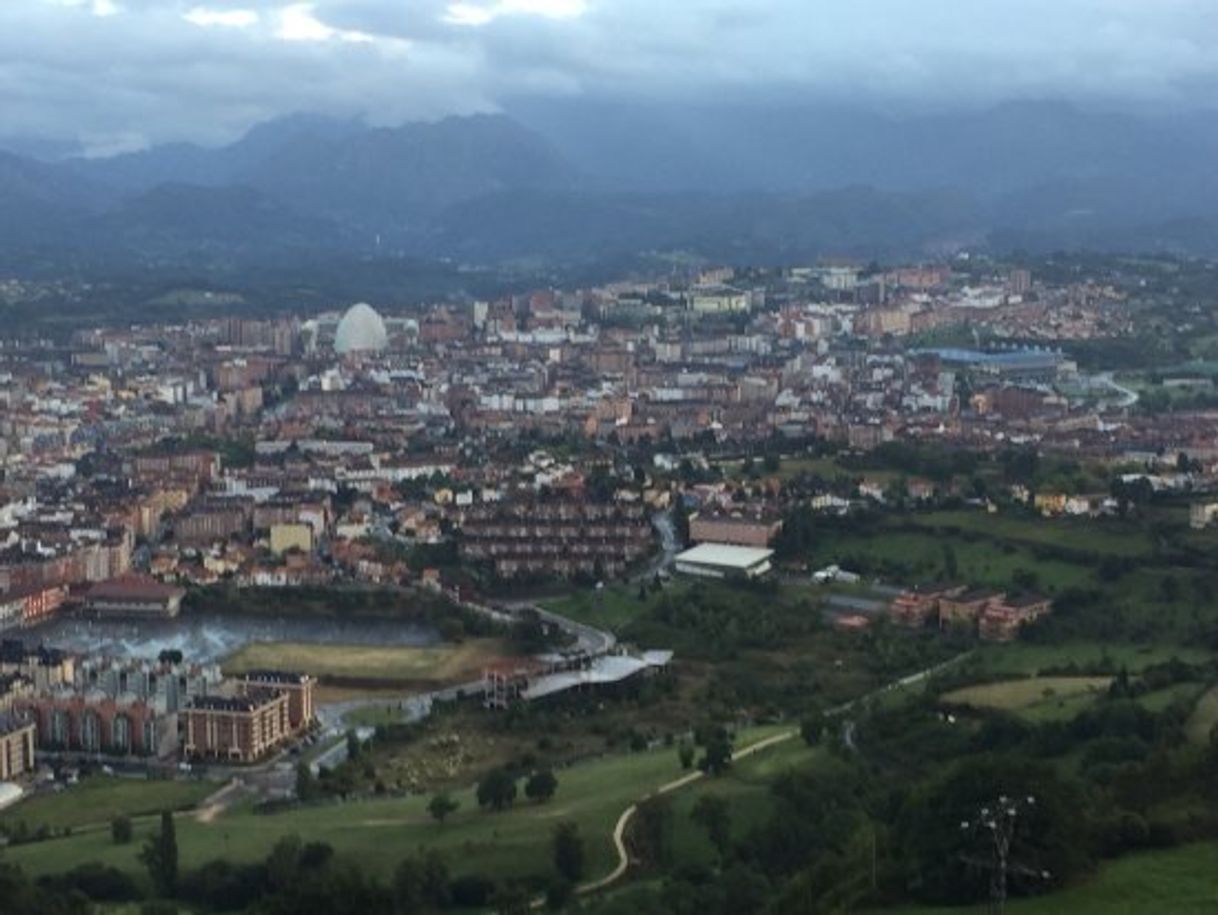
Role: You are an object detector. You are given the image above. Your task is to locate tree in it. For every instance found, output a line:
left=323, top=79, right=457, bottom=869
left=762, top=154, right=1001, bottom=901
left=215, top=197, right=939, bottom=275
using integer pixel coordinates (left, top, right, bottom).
left=552, top=822, right=586, bottom=882
left=699, top=731, right=733, bottom=776
left=295, top=761, right=318, bottom=802
left=396, top=850, right=452, bottom=912
left=678, top=742, right=696, bottom=770
left=111, top=815, right=133, bottom=845
left=266, top=835, right=303, bottom=893
left=691, top=795, right=732, bottom=859
left=545, top=878, right=574, bottom=911
left=632, top=796, right=674, bottom=868
left=428, top=792, right=459, bottom=824
left=140, top=811, right=179, bottom=896
left=394, top=857, right=425, bottom=913
left=942, top=543, right=959, bottom=580
left=477, top=768, right=518, bottom=811
left=493, top=882, right=532, bottom=915
left=525, top=770, right=558, bottom=804
left=800, top=709, right=826, bottom=747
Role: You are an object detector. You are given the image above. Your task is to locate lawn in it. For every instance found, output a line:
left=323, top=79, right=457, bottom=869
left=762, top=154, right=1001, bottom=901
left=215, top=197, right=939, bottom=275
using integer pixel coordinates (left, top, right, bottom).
left=940, top=677, right=1112, bottom=722
left=3, top=726, right=796, bottom=886
left=221, top=639, right=508, bottom=688
left=542, top=582, right=688, bottom=634
left=1186, top=685, right=1218, bottom=745
left=872, top=841, right=1218, bottom=915
left=970, top=642, right=1212, bottom=677
left=804, top=526, right=1097, bottom=595
left=0, top=776, right=217, bottom=834
left=904, top=510, right=1154, bottom=559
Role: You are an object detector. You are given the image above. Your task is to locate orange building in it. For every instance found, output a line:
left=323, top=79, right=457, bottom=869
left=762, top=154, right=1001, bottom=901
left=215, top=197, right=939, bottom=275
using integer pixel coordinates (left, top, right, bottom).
left=183, top=691, right=291, bottom=763
left=236, top=672, right=315, bottom=731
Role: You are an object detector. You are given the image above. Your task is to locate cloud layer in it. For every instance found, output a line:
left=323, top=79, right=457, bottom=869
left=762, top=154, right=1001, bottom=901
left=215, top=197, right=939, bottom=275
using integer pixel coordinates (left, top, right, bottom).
left=6, top=0, right=1218, bottom=152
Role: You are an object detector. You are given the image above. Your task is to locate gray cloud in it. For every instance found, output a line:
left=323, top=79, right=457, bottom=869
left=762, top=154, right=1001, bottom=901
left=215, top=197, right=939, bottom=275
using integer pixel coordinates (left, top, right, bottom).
left=4, top=0, right=1218, bottom=152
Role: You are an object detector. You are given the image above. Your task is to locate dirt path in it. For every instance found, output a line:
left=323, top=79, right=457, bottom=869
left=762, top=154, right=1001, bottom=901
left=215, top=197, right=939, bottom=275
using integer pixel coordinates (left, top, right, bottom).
left=572, top=653, right=972, bottom=899
left=575, top=729, right=797, bottom=896
left=195, top=779, right=243, bottom=824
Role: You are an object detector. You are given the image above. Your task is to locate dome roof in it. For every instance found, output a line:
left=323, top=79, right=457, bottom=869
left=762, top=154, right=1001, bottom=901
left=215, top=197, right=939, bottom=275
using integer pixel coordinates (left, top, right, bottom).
left=334, top=303, right=388, bottom=354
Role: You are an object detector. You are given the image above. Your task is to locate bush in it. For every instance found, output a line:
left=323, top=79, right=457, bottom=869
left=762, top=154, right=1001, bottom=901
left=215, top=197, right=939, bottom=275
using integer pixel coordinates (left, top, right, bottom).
left=111, top=815, right=134, bottom=845
left=52, top=863, right=141, bottom=902
left=545, top=878, right=575, bottom=911
left=525, top=770, right=558, bottom=804
left=449, top=874, right=495, bottom=908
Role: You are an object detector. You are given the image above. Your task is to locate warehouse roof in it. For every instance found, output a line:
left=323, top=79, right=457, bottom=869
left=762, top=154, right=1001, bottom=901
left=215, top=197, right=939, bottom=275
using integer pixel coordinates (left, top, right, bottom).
left=674, top=543, right=774, bottom=569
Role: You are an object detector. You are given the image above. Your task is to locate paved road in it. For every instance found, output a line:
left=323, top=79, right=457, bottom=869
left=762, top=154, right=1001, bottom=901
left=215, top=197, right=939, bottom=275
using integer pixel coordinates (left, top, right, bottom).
left=1095, top=371, right=1139, bottom=409
left=635, top=510, right=679, bottom=583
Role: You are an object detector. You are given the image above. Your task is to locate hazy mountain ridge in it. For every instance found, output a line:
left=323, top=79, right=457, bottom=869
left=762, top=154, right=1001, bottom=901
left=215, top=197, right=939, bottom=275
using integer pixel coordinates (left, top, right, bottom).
left=4, top=101, right=1218, bottom=266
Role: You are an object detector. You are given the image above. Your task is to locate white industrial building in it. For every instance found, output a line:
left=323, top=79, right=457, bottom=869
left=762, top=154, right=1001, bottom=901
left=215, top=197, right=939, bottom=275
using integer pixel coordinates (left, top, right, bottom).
left=673, top=543, right=774, bottom=579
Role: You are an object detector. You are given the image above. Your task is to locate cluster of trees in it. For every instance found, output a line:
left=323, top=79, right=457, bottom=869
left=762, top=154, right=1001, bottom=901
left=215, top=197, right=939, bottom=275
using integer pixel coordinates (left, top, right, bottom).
left=596, top=672, right=1218, bottom=915
left=4, top=810, right=590, bottom=915
left=476, top=767, right=559, bottom=811
left=624, top=581, right=817, bottom=661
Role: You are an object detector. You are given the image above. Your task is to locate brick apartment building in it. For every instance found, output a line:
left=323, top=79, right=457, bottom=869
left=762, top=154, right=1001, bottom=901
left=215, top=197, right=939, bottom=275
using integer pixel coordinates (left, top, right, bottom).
left=182, top=691, right=291, bottom=763
left=978, top=594, right=1054, bottom=642
left=172, top=500, right=252, bottom=546
left=460, top=498, right=652, bottom=579
left=235, top=671, right=315, bottom=731
left=689, top=509, right=783, bottom=548
left=13, top=693, right=178, bottom=758
left=938, top=590, right=1007, bottom=629
left=891, top=587, right=1052, bottom=642
left=889, top=584, right=966, bottom=627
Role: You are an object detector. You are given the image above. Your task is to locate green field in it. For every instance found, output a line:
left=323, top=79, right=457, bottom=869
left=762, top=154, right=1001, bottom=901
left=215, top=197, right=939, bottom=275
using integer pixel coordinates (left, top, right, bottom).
left=941, top=676, right=1112, bottom=722
left=802, top=507, right=1218, bottom=646
left=903, top=510, right=1154, bottom=559
left=805, top=524, right=1098, bottom=594
left=969, top=642, right=1211, bottom=677
left=542, top=582, right=690, bottom=634
left=0, top=776, right=217, bottom=833
left=2, top=726, right=801, bottom=885
left=873, top=841, right=1218, bottom=915
left=221, top=639, right=507, bottom=687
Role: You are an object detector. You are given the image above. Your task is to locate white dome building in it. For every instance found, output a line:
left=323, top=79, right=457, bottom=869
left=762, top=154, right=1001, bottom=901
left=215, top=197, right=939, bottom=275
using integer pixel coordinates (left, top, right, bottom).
left=334, top=303, right=388, bottom=355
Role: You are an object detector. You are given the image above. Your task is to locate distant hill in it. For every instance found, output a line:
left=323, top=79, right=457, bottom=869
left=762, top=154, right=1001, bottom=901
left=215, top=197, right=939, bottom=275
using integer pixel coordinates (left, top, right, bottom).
left=4, top=101, right=1218, bottom=269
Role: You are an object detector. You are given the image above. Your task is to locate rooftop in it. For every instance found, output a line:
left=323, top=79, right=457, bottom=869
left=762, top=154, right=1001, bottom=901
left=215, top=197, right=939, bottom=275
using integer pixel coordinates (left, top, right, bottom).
left=674, top=543, right=775, bottom=569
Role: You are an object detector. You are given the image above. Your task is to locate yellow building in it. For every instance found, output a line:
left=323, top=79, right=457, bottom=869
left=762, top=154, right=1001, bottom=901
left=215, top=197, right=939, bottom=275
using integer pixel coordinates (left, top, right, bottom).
left=0, top=719, right=35, bottom=780
left=270, top=523, right=313, bottom=556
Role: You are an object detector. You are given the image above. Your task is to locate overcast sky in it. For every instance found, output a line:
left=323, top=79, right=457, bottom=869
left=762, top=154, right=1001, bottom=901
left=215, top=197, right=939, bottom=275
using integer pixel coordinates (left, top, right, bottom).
left=5, top=0, right=1218, bottom=154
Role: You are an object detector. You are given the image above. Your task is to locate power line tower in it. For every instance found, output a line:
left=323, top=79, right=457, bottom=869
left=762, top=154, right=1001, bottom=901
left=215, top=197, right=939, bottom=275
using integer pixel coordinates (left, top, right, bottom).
left=960, top=794, right=1051, bottom=915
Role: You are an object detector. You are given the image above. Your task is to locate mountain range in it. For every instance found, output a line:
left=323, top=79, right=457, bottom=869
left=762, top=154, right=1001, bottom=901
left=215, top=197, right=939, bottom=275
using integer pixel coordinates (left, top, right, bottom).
left=4, top=100, right=1218, bottom=271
